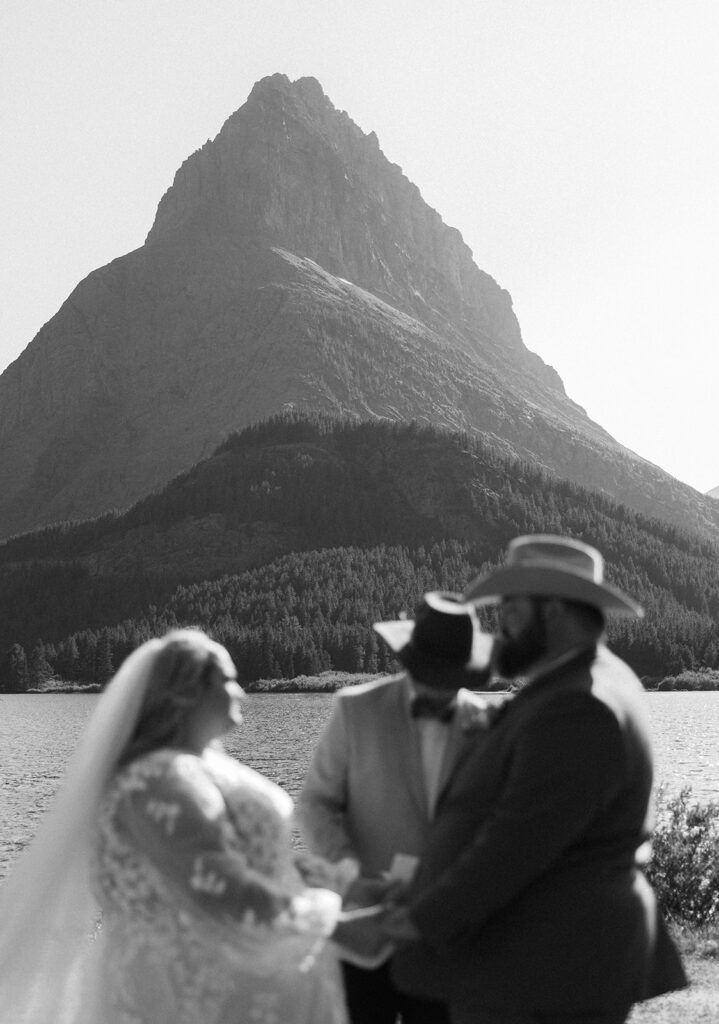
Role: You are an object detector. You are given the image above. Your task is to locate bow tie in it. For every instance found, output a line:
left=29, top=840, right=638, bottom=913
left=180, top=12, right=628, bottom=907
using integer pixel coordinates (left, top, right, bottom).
left=410, top=695, right=456, bottom=723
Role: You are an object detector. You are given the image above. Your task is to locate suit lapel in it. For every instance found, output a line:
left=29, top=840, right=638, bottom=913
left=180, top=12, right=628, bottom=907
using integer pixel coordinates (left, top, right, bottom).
left=435, top=689, right=489, bottom=809
left=389, top=675, right=428, bottom=819
left=434, top=647, right=598, bottom=808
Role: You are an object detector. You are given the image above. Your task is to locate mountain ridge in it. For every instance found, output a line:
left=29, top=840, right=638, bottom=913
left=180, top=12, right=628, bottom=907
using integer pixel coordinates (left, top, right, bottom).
left=0, top=74, right=717, bottom=540
left=1, top=414, right=717, bottom=688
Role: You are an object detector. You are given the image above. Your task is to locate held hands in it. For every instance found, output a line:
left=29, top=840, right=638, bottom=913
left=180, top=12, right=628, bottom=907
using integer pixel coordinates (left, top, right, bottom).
left=291, top=856, right=423, bottom=957
left=331, top=873, right=421, bottom=956
left=283, top=863, right=408, bottom=941
left=342, top=873, right=405, bottom=910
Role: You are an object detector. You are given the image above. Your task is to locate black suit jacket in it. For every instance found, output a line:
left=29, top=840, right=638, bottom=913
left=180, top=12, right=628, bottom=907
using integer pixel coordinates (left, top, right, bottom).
left=392, top=644, right=687, bottom=1015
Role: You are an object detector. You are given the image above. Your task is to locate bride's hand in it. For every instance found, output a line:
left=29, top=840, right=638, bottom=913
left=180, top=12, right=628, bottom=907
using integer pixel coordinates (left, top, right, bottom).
left=293, top=853, right=360, bottom=896
left=287, top=887, right=342, bottom=937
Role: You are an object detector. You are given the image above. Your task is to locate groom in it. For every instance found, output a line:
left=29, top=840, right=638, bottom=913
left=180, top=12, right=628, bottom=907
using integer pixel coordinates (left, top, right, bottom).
left=384, top=535, right=688, bottom=1024
left=298, top=591, right=494, bottom=1024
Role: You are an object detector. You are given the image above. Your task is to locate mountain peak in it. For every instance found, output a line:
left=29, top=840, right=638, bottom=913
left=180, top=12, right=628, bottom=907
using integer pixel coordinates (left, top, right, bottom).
left=245, top=73, right=331, bottom=115
left=2, top=75, right=718, bottom=541
left=249, top=71, right=293, bottom=94
left=145, top=74, right=536, bottom=366
left=236, top=73, right=359, bottom=152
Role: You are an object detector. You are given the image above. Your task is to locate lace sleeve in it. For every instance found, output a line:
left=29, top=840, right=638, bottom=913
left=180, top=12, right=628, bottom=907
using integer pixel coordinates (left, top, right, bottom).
left=115, top=753, right=291, bottom=925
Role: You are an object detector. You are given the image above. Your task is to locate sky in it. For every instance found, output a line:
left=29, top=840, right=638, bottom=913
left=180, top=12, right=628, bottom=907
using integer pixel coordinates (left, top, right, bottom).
left=2, top=0, right=717, bottom=493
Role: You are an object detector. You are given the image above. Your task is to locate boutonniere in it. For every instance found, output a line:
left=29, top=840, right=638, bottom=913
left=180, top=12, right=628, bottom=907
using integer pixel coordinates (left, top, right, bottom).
left=458, top=692, right=515, bottom=733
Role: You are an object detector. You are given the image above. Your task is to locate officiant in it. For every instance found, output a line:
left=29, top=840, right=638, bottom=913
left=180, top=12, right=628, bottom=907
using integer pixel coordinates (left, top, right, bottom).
left=298, top=591, right=494, bottom=1024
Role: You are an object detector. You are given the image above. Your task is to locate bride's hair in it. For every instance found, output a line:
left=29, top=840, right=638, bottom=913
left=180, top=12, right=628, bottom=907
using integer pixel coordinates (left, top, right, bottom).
left=118, top=629, right=229, bottom=765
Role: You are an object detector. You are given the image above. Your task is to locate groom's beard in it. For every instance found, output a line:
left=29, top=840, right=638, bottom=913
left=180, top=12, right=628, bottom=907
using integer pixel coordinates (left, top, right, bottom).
left=494, top=607, right=548, bottom=678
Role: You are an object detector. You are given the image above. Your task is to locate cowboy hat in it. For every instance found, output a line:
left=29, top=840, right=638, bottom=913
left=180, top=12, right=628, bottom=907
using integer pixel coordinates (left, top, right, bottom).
left=373, top=591, right=493, bottom=683
left=463, top=535, right=643, bottom=618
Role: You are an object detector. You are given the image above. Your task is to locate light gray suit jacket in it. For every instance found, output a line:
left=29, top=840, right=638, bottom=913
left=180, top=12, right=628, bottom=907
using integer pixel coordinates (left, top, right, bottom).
left=297, top=672, right=491, bottom=877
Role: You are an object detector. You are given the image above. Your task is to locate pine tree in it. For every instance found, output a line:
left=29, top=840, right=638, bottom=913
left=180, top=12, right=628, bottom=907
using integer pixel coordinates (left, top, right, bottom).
left=28, top=642, right=54, bottom=689
left=95, top=630, right=115, bottom=685
left=1, top=643, right=29, bottom=693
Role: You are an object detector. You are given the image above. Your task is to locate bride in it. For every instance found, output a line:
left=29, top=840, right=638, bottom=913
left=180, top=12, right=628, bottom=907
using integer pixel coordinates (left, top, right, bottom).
left=0, top=629, right=351, bottom=1024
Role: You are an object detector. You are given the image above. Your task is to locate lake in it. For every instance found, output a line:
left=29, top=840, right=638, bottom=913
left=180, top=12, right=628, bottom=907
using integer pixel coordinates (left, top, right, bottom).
left=1, top=690, right=718, bottom=880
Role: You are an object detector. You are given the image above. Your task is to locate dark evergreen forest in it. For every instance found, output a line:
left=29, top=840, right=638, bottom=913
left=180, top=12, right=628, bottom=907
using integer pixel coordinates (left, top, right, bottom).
left=1, top=413, right=718, bottom=690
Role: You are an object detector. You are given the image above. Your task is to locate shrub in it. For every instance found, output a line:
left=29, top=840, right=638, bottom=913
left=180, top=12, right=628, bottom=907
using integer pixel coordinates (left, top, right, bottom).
left=656, top=669, right=719, bottom=691
left=647, top=787, right=719, bottom=927
left=246, top=671, right=383, bottom=692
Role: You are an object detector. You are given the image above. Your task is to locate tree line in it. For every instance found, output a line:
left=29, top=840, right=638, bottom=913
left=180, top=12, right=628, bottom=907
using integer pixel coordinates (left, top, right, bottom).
left=1, top=413, right=718, bottom=691
left=3, top=538, right=718, bottom=691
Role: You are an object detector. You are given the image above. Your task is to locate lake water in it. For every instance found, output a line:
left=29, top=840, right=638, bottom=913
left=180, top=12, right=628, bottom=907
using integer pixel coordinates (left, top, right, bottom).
left=1, top=690, right=718, bottom=880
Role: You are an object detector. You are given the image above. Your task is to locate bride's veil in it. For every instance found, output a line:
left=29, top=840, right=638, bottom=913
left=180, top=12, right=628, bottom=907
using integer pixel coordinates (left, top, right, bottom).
left=0, top=639, right=163, bottom=1024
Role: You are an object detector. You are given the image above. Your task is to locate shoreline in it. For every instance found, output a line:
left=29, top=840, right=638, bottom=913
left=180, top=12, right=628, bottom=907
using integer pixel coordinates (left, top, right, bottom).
left=23, top=676, right=719, bottom=695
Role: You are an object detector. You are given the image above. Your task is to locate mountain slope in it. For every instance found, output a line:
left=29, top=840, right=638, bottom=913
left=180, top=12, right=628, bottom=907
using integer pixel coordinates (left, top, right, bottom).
left=1, top=74, right=717, bottom=540
left=1, top=415, right=718, bottom=686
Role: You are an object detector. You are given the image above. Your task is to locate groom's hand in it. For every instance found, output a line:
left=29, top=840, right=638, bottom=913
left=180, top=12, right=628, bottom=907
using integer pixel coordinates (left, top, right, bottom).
left=380, top=906, right=421, bottom=944
left=343, top=875, right=403, bottom=910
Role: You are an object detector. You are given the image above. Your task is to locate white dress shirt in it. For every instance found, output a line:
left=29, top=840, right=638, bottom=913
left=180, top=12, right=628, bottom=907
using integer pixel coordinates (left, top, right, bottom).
left=409, top=683, right=454, bottom=820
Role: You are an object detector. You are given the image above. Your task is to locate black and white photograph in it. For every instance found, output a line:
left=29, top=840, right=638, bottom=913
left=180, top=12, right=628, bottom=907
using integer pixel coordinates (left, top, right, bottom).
left=1, top=2, right=717, bottom=1022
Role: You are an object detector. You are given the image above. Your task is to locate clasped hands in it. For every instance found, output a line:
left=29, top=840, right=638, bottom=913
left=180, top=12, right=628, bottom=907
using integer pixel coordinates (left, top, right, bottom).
left=292, top=853, right=421, bottom=948
left=334, top=874, right=421, bottom=947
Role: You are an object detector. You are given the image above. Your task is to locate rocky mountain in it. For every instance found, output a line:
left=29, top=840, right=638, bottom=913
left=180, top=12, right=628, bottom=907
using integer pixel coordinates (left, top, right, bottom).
left=708, top=486, right=719, bottom=500
left=1, top=73, right=718, bottom=540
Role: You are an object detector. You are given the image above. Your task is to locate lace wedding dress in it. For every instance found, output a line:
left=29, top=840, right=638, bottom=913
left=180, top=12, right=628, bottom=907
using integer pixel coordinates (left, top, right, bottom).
left=88, top=746, right=348, bottom=1024
left=0, top=640, right=347, bottom=1024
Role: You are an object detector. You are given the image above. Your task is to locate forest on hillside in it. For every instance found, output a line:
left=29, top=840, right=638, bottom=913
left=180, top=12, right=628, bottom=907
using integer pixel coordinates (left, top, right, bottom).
left=1, top=414, right=718, bottom=691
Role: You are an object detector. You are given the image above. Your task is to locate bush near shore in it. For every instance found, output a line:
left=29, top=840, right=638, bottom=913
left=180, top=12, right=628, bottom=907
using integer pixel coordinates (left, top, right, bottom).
left=647, top=669, right=719, bottom=691
left=647, top=787, right=719, bottom=932
left=245, top=670, right=385, bottom=692
left=28, top=668, right=719, bottom=694
left=26, top=681, right=101, bottom=693
left=638, top=789, right=719, bottom=1023
left=247, top=670, right=719, bottom=694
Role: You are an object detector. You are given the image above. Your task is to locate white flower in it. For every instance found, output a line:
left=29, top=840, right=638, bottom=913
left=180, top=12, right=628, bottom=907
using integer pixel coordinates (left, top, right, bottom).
left=189, top=858, right=228, bottom=896
left=144, top=799, right=181, bottom=835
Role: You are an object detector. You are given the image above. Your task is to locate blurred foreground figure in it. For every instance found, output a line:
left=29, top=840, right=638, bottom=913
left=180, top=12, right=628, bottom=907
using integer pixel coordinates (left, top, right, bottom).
left=0, top=629, right=349, bottom=1024
left=384, top=536, right=687, bottom=1024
